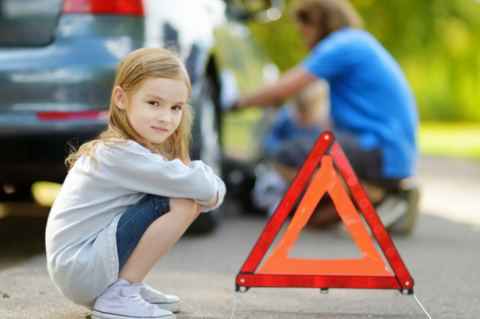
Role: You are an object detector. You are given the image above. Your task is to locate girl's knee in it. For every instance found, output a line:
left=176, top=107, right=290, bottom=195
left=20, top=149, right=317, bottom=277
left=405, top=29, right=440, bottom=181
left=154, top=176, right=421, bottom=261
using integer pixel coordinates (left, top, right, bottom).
left=194, top=203, right=202, bottom=219
left=169, top=198, right=197, bottom=217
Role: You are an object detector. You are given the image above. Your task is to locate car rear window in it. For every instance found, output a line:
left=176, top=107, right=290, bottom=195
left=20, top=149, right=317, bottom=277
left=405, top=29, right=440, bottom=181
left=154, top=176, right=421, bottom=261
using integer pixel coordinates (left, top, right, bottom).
left=0, top=0, right=63, bottom=46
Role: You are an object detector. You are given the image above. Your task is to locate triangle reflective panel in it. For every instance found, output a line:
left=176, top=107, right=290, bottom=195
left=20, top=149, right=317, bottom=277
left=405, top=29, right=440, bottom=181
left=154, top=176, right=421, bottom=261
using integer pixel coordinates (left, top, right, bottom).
left=236, top=131, right=414, bottom=292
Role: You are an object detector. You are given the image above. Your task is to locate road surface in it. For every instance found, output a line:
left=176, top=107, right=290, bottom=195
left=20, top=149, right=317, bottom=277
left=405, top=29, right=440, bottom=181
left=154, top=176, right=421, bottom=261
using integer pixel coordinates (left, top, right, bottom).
left=0, top=156, right=479, bottom=318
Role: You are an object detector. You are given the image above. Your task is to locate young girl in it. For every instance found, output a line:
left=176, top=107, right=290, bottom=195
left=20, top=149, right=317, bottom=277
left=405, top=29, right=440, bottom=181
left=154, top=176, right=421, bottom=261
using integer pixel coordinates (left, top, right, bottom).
left=45, top=48, right=226, bottom=319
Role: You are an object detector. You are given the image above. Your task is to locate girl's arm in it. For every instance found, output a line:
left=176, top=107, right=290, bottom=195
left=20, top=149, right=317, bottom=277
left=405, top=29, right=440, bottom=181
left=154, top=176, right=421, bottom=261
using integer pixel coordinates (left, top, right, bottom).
left=199, top=174, right=225, bottom=212
left=101, top=143, right=224, bottom=207
left=234, top=66, right=316, bottom=109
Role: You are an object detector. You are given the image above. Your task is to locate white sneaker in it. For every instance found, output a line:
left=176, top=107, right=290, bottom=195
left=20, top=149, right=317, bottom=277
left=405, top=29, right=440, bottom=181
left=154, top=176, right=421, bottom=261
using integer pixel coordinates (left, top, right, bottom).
left=388, top=183, right=420, bottom=234
left=140, top=281, right=182, bottom=313
left=92, top=279, right=175, bottom=319
left=336, top=194, right=407, bottom=238
left=375, top=194, right=408, bottom=228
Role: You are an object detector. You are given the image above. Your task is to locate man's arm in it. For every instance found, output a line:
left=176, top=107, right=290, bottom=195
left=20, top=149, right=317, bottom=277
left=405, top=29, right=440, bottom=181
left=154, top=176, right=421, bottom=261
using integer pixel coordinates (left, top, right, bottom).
left=234, top=66, right=316, bottom=109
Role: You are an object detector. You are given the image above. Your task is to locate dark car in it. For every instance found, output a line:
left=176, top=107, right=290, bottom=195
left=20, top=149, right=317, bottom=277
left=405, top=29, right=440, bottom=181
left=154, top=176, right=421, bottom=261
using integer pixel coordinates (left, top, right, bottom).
left=0, top=0, right=281, bottom=232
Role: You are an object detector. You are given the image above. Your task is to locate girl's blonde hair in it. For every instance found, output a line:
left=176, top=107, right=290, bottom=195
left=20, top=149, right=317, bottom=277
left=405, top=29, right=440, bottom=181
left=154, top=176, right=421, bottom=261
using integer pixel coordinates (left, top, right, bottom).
left=66, top=48, right=193, bottom=170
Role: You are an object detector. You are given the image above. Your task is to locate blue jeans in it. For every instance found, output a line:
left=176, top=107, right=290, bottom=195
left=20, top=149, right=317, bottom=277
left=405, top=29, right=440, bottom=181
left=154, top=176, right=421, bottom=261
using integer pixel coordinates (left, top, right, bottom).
left=116, top=194, right=170, bottom=270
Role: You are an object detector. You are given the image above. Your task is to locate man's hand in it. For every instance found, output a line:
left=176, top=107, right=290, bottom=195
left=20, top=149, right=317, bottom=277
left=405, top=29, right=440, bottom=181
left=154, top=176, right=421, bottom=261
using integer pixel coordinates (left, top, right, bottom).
left=231, top=99, right=246, bottom=110
left=231, top=66, right=316, bottom=109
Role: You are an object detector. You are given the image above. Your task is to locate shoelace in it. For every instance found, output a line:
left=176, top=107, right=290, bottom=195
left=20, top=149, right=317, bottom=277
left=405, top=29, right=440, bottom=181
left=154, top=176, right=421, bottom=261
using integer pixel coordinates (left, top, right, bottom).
left=141, top=284, right=162, bottom=297
left=128, top=293, right=152, bottom=310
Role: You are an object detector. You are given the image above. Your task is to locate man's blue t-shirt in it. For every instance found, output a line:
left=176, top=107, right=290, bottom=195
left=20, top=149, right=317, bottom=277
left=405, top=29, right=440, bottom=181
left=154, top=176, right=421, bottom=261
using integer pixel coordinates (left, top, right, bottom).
left=300, top=28, right=419, bottom=179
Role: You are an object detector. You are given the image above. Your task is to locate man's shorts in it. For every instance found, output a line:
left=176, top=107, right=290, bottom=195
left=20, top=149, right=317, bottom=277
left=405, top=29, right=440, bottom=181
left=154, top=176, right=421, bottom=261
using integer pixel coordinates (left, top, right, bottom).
left=271, top=131, right=400, bottom=191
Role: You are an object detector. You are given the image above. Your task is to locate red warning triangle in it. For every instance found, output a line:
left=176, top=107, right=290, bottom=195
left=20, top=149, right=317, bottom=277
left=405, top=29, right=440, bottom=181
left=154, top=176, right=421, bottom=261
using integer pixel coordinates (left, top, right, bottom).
left=237, top=131, right=413, bottom=291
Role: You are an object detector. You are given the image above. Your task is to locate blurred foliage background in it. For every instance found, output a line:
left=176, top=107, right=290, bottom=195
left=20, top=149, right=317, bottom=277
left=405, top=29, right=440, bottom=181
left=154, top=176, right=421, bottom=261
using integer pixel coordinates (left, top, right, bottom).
left=245, top=0, right=480, bottom=123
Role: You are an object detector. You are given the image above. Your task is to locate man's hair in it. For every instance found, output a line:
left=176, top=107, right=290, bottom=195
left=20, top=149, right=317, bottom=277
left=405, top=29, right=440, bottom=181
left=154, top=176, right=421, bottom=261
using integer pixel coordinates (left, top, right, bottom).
left=291, top=0, right=363, bottom=43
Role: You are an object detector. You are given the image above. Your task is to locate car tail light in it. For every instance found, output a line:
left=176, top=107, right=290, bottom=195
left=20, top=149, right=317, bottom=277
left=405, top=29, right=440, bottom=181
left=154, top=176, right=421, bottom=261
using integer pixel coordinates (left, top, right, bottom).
left=37, top=111, right=109, bottom=121
left=62, top=0, right=144, bottom=16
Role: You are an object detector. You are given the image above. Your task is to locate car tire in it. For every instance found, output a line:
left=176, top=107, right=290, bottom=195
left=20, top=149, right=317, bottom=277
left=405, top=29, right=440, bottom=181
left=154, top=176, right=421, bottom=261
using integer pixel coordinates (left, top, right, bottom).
left=187, top=77, right=222, bottom=234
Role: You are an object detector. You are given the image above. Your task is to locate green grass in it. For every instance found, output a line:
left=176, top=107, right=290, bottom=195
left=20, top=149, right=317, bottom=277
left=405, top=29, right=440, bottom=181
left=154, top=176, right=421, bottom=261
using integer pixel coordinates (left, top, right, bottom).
left=419, top=122, right=480, bottom=159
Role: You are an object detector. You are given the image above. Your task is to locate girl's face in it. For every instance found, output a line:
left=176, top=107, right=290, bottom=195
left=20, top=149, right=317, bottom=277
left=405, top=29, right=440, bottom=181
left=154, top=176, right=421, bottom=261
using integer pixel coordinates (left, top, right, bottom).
left=114, top=77, right=188, bottom=145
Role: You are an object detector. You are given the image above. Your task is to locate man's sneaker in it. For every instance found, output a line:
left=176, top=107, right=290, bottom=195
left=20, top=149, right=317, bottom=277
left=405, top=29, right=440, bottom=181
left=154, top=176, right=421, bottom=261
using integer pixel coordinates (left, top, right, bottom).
left=336, top=181, right=420, bottom=237
left=140, top=281, right=182, bottom=313
left=92, top=279, right=175, bottom=319
left=387, top=182, right=420, bottom=235
left=375, top=194, right=409, bottom=228
left=336, top=194, right=407, bottom=238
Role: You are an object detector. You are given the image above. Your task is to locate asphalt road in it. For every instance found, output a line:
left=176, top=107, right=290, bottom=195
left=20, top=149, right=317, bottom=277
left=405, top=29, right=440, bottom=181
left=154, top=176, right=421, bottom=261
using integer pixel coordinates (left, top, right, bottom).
left=0, top=156, right=479, bottom=318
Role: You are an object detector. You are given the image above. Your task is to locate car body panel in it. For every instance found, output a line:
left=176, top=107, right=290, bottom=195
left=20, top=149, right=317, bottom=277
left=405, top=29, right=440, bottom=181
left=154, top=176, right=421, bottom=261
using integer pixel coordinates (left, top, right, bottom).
left=0, top=0, right=64, bottom=46
left=0, top=15, right=144, bottom=137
